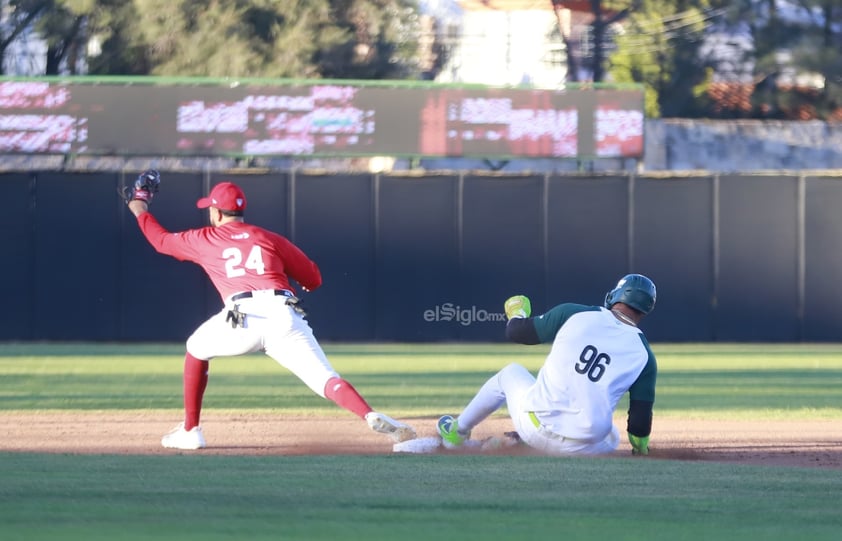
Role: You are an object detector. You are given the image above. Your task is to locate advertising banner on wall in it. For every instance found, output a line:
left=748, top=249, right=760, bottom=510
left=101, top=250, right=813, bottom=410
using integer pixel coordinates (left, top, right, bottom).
left=0, top=78, right=644, bottom=159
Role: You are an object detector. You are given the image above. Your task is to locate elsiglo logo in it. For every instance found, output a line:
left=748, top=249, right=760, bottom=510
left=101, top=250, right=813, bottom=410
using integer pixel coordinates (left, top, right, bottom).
left=423, top=303, right=506, bottom=326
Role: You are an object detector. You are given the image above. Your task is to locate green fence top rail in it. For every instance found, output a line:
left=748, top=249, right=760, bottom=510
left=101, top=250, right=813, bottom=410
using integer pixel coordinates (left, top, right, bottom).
left=0, top=74, right=645, bottom=92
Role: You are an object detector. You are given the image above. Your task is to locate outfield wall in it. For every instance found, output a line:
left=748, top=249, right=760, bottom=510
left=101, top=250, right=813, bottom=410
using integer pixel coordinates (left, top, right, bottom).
left=5, top=171, right=841, bottom=343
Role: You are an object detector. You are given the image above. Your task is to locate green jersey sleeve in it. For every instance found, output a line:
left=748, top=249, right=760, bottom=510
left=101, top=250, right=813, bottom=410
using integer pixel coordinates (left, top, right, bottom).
left=628, top=334, right=657, bottom=402
left=532, top=303, right=601, bottom=343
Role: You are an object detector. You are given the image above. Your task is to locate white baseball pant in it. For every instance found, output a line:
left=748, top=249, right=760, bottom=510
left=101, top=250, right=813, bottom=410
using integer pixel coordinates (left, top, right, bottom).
left=458, top=363, right=620, bottom=455
left=185, top=293, right=338, bottom=398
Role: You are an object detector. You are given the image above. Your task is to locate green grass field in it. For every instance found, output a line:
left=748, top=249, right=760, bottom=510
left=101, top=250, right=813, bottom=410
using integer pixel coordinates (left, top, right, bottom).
left=1, top=342, right=842, bottom=541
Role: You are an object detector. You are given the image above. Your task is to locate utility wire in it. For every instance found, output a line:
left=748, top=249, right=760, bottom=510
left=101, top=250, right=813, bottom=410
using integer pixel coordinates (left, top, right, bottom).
left=624, top=7, right=727, bottom=35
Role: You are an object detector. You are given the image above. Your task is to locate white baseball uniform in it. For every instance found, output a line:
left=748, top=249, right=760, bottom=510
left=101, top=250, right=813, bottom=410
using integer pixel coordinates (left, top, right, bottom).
left=455, top=303, right=657, bottom=455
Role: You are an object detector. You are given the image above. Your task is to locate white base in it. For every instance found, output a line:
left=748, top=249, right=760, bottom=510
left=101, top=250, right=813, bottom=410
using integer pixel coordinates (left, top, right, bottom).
left=392, top=436, right=442, bottom=454
left=392, top=435, right=520, bottom=454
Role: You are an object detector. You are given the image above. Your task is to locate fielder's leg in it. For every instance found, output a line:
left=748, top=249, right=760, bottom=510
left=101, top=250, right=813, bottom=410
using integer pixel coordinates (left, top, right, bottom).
left=183, top=353, right=209, bottom=430
left=160, top=352, right=210, bottom=450
left=324, top=377, right=372, bottom=418
left=161, top=309, right=260, bottom=450
left=264, top=314, right=416, bottom=442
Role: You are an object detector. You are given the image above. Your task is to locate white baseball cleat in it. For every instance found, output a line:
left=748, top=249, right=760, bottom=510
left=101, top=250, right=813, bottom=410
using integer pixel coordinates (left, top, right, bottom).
left=365, top=411, right=417, bottom=443
left=161, top=422, right=206, bottom=450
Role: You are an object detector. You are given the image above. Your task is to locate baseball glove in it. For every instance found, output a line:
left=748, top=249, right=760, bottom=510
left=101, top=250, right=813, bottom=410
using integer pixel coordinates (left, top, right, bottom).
left=120, top=169, right=161, bottom=204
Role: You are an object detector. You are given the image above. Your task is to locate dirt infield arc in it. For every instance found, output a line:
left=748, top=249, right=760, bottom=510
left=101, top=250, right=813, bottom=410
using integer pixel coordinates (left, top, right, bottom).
left=2, top=412, right=841, bottom=469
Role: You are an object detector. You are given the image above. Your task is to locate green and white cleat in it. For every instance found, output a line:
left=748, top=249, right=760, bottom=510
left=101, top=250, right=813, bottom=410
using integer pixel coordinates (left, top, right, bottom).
left=436, top=415, right=469, bottom=448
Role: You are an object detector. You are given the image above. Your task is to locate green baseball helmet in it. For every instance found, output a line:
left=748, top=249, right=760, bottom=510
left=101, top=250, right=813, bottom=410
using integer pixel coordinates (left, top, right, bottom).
left=604, top=274, right=656, bottom=314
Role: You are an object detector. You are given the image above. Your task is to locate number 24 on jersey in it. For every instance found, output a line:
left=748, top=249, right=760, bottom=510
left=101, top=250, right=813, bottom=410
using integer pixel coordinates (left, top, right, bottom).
left=223, top=246, right=265, bottom=277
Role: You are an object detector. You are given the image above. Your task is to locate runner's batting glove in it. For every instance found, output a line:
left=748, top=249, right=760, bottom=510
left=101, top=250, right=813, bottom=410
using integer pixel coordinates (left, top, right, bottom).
left=504, top=295, right=531, bottom=320
left=121, top=169, right=161, bottom=205
left=628, top=433, right=650, bottom=456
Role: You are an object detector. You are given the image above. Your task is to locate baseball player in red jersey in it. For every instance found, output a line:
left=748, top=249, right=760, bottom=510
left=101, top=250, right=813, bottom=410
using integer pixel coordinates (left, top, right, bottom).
left=123, top=171, right=416, bottom=449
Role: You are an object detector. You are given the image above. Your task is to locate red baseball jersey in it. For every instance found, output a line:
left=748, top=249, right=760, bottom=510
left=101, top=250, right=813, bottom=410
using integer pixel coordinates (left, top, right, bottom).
left=136, top=213, right=321, bottom=300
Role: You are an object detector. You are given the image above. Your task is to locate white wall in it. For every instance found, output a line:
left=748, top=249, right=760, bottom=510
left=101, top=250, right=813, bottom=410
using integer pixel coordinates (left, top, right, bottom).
left=437, top=10, right=566, bottom=88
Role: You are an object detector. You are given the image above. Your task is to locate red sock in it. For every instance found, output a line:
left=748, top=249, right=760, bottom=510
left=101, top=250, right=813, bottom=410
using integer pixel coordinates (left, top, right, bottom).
left=324, top=377, right=372, bottom=419
left=183, top=353, right=209, bottom=430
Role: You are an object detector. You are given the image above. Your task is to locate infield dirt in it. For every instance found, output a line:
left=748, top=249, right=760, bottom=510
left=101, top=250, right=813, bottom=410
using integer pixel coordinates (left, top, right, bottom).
left=1, top=412, right=841, bottom=469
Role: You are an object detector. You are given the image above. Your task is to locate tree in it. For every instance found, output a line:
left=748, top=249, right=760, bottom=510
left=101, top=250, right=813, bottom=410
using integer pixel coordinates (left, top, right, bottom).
left=727, top=0, right=842, bottom=120
left=550, top=1, right=638, bottom=83
left=799, top=0, right=842, bottom=118
left=80, top=0, right=425, bottom=79
left=607, top=1, right=719, bottom=118
left=36, top=0, right=92, bottom=75
left=614, top=0, right=842, bottom=120
left=130, top=0, right=312, bottom=78
left=44, top=0, right=152, bottom=75
left=589, top=0, right=639, bottom=83
left=317, top=0, right=424, bottom=79
left=0, top=0, right=51, bottom=75
left=7, top=0, right=424, bottom=79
